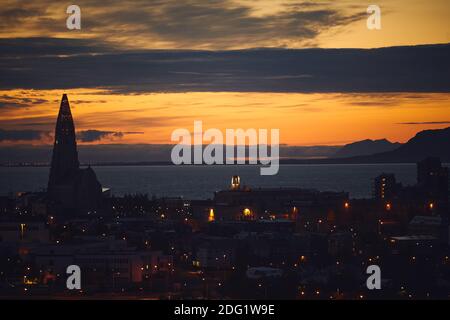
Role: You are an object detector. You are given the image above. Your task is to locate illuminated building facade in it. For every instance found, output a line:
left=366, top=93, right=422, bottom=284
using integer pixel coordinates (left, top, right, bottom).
left=211, top=177, right=348, bottom=222
left=231, top=175, right=241, bottom=190
left=373, top=173, right=400, bottom=201
left=0, top=222, right=49, bottom=243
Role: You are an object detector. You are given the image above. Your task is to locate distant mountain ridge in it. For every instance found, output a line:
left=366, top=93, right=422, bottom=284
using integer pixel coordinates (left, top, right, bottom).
left=333, top=139, right=401, bottom=158
left=1, top=127, right=449, bottom=165
left=350, top=127, right=450, bottom=162
left=281, top=127, right=450, bottom=164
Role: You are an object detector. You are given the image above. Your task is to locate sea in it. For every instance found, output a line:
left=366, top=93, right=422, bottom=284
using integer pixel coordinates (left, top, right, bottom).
left=1, top=163, right=443, bottom=200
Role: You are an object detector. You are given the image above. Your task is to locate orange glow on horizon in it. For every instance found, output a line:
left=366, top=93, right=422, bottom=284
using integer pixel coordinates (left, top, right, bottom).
left=1, top=89, right=449, bottom=147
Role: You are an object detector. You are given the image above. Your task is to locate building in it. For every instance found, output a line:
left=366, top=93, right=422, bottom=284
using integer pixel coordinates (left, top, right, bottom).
left=373, top=173, right=400, bottom=201
left=0, top=222, right=49, bottom=243
left=47, top=94, right=103, bottom=215
left=408, top=215, right=442, bottom=237
left=75, top=250, right=172, bottom=289
left=192, top=236, right=236, bottom=270
left=388, top=235, right=438, bottom=255
left=328, top=232, right=354, bottom=257
left=0, top=196, right=13, bottom=214
left=212, top=182, right=348, bottom=222
left=246, top=267, right=283, bottom=279
left=32, top=240, right=173, bottom=289
left=417, top=157, right=449, bottom=202
left=230, top=175, right=241, bottom=190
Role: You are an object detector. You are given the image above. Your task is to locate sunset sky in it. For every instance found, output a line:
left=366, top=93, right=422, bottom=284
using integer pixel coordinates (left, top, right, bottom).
left=0, top=0, right=449, bottom=147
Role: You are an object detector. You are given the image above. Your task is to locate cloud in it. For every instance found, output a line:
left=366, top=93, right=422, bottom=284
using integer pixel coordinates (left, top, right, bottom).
left=0, top=129, right=50, bottom=142
left=0, top=0, right=366, bottom=50
left=0, top=7, right=43, bottom=30
left=398, top=121, right=450, bottom=125
left=0, top=94, right=49, bottom=108
left=0, top=38, right=449, bottom=93
left=0, top=37, right=114, bottom=58
left=77, top=130, right=143, bottom=142
left=50, top=99, right=107, bottom=104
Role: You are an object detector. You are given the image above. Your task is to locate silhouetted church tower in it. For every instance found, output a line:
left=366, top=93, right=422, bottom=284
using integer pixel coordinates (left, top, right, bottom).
left=48, top=94, right=80, bottom=190
left=47, top=94, right=102, bottom=215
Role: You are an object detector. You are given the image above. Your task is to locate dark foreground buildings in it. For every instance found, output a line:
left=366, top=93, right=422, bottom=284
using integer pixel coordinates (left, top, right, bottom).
left=47, top=94, right=103, bottom=215
left=417, top=157, right=449, bottom=211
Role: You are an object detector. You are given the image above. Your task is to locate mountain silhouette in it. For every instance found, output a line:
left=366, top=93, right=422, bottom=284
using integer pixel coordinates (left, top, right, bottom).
left=1, top=127, right=449, bottom=165
left=342, top=127, right=450, bottom=163
left=333, top=139, right=401, bottom=158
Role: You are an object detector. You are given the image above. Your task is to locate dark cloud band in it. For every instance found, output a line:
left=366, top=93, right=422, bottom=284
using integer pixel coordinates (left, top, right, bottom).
left=0, top=38, right=449, bottom=93
left=77, top=130, right=144, bottom=142
left=0, top=129, right=50, bottom=142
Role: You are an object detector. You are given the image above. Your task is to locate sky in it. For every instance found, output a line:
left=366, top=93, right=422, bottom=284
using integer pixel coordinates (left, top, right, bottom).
left=0, top=0, right=449, bottom=147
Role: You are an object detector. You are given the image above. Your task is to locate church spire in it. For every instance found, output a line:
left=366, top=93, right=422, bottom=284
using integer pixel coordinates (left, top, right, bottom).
left=48, top=94, right=80, bottom=189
